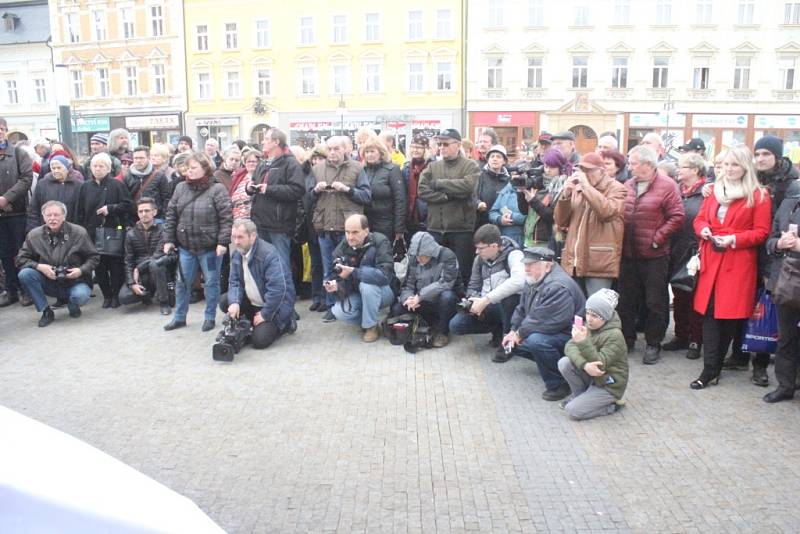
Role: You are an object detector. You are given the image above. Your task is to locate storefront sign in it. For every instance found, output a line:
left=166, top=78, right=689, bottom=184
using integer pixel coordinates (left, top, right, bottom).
left=470, top=111, right=537, bottom=126
left=692, top=114, right=748, bottom=128
left=629, top=113, right=685, bottom=128
left=71, top=116, right=110, bottom=133
left=754, top=115, right=800, bottom=129
left=412, top=119, right=442, bottom=127
left=195, top=117, right=239, bottom=127
left=125, top=115, right=180, bottom=130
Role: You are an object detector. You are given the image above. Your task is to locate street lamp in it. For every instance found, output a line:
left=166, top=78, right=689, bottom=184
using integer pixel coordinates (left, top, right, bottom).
left=338, top=93, right=347, bottom=136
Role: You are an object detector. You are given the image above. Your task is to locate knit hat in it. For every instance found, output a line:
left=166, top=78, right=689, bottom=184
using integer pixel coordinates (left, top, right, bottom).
left=178, top=135, right=194, bottom=148
left=49, top=155, right=70, bottom=169
left=90, top=133, right=108, bottom=145
left=755, top=135, right=783, bottom=160
left=585, top=288, right=619, bottom=322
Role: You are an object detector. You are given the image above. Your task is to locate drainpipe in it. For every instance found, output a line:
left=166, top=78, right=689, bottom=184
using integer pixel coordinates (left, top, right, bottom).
left=461, top=0, right=467, bottom=133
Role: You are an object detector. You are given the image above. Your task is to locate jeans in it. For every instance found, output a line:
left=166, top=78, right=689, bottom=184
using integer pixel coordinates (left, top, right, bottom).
left=391, top=290, right=458, bottom=335
left=218, top=293, right=283, bottom=349
left=557, top=357, right=618, bottom=420
left=263, top=232, right=292, bottom=275
left=429, top=231, right=474, bottom=285
left=514, top=331, right=571, bottom=391
left=319, top=232, right=344, bottom=306
left=118, top=262, right=171, bottom=305
left=17, top=268, right=90, bottom=313
left=0, top=215, right=27, bottom=294
left=449, top=295, right=519, bottom=337
left=332, top=283, right=395, bottom=329
left=618, top=255, right=670, bottom=347
left=174, top=248, right=222, bottom=322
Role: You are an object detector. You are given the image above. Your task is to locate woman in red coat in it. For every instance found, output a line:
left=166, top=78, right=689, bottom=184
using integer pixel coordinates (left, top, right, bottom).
left=690, top=146, right=772, bottom=389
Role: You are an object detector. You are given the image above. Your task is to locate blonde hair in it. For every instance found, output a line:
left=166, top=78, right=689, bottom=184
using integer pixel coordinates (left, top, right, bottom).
left=720, top=146, right=766, bottom=208
left=150, top=143, right=171, bottom=159
left=361, top=138, right=391, bottom=163
left=289, top=145, right=307, bottom=163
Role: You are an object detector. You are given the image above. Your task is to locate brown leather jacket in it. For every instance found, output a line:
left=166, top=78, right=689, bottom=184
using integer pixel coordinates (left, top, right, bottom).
left=554, top=174, right=627, bottom=278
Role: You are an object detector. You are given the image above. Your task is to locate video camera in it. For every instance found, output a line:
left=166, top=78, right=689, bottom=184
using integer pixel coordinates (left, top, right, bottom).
left=137, top=249, right=177, bottom=273
left=510, top=163, right=546, bottom=190
left=212, top=315, right=253, bottom=362
left=54, top=266, right=70, bottom=284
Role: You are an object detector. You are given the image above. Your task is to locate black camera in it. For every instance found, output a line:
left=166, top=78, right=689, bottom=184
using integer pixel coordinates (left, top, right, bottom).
left=154, top=249, right=177, bottom=268
left=403, top=319, right=433, bottom=354
left=510, top=164, right=545, bottom=190
left=331, top=256, right=349, bottom=275
left=456, top=298, right=473, bottom=313
left=54, top=266, right=70, bottom=284
left=212, top=315, right=253, bottom=362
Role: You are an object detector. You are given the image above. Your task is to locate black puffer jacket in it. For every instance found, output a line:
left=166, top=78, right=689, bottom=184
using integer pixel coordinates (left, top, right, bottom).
left=476, top=166, right=510, bottom=228
left=124, top=221, right=167, bottom=285
left=363, top=161, right=406, bottom=240
left=124, top=168, right=172, bottom=218
left=759, top=157, right=799, bottom=218
left=670, top=180, right=706, bottom=267
left=164, top=180, right=232, bottom=253
left=75, top=174, right=133, bottom=241
left=249, top=152, right=306, bottom=236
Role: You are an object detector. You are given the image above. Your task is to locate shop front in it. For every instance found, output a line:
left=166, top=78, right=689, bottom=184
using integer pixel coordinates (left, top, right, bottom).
left=192, top=117, right=242, bottom=150
left=625, top=112, right=687, bottom=155
left=754, top=115, right=800, bottom=163
left=71, top=116, right=111, bottom=157
left=468, top=111, right=539, bottom=160
left=124, top=114, right=182, bottom=147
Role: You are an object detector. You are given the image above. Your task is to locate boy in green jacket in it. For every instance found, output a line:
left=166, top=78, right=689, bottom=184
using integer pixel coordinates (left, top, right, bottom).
left=558, top=288, right=629, bottom=419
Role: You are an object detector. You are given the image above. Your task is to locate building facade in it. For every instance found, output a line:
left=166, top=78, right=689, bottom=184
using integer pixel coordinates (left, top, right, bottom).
left=184, top=0, right=463, bottom=150
left=0, top=0, right=58, bottom=142
left=48, top=0, right=186, bottom=156
left=467, top=0, right=800, bottom=160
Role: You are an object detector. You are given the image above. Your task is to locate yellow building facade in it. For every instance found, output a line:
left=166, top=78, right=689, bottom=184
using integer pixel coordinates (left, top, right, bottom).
left=48, top=0, right=186, bottom=153
left=184, top=0, right=463, bottom=149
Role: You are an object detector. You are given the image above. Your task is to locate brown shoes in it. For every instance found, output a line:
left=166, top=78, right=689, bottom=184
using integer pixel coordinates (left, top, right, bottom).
left=362, top=326, right=380, bottom=343
left=431, top=334, right=449, bottom=348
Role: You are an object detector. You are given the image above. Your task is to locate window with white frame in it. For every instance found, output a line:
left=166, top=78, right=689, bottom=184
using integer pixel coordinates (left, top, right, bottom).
left=785, top=3, right=800, bottom=24
left=65, top=13, right=80, bottom=43
left=693, top=58, right=710, bottom=89
left=196, top=72, right=211, bottom=100
left=780, top=57, right=796, bottom=89
left=696, top=0, right=712, bottom=24
left=408, top=10, right=422, bottom=39
left=299, top=66, right=317, bottom=95
left=436, top=10, right=451, bottom=39
left=572, top=57, right=588, bottom=88
left=97, top=68, right=110, bottom=98
left=150, top=5, right=163, bottom=37
left=613, top=0, right=631, bottom=24
left=71, top=70, right=83, bottom=98
left=331, top=65, right=349, bottom=94
left=196, top=25, right=208, bottom=50
left=225, top=23, right=238, bottom=49
left=733, top=57, right=751, bottom=89
left=255, top=68, right=271, bottom=96
left=737, top=0, right=754, bottom=24
left=488, top=0, right=504, bottom=26
left=364, top=63, right=381, bottom=93
left=529, top=0, right=544, bottom=26
left=574, top=3, right=590, bottom=26
left=652, top=57, right=669, bottom=88
left=299, top=16, right=314, bottom=44
left=407, top=63, right=424, bottom=92
left=92, top=10, right=107, bottom=41
left=225, top=71, right=240, bottom=98
left=34, top=78, right=46, bottom=103
left=332, top=15, right=347, bottom=44
left=6, top=80, right=18, bottom=104
left=152, top=64, right=166, bottom=95
left=365, top=13, right=380, bottom=42
left=656, top=0, right=672, bottom=24
left=120, top=8, right=135, bottom=39
left=611, top=57, right=628, bottom=88
left=527, top=57, right=543, bottom=88
left=436, top=61, right=452, bottom=91
left=255, top=20, right=270, bottom=48
left=125, top=66, right=138, bottom=96
left=487, top=58, right=503, bottom=88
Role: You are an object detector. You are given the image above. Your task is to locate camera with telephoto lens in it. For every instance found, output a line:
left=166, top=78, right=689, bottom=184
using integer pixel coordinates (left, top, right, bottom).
left=212, top=315, right=253, bottom=362
left=403, top=318, right=433, bottom=354
left=154, top=249, right=177, bottom=268
left=331, top=256, right=349, bottom=275
left=54, top=266, right=70, bottom=284
left=510, top=164, right=545, bottom=190
left=456, top=298, right=473, bottom=313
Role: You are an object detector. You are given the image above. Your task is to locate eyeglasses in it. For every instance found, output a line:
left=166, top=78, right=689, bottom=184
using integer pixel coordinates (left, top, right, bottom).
left=439, top=141, right=457, bottom=147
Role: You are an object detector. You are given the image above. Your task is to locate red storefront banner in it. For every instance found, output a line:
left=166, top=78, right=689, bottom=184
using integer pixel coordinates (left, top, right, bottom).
left=469, top=111, right=537, bottom=126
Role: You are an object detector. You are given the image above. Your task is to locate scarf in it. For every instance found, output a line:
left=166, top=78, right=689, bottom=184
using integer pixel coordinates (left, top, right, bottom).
left=713, top=179, right=746, bottom=207
left=187, top=175, right=210, bottom=189
left=229, top=166, right=250, bottom=196
left=546, top=174, right=566, bottom=203
left=406, top=158, right=427, bottom=224
left=680, top=178, right=705, bottom=198
left=129, top=162, right=154, bottom=177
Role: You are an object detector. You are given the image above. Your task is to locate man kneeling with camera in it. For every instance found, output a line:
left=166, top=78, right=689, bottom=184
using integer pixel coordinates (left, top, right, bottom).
left=449, top=224, right=525, bottom=361
left=218, top=219, right=296, bottom=351
left=16, top=200, right=100, bottom=327
left=119, top=197, right=176, bottom=315
left=327, top=214, right=396, bottom=342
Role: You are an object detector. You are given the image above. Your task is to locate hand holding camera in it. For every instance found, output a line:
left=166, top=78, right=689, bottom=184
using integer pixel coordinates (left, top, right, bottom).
left=584, top=361, right=605, bottom=377
left=37, top=263, right=56, bottom=280
left=227, top=303, right=240, bottom=319
left=323, top=279, right=338, bottom=293
left=501, top=330, right=520, bottom=350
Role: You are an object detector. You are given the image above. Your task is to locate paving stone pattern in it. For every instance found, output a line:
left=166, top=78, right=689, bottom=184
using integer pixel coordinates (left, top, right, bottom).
left=1, top=299, right=799, bottom=533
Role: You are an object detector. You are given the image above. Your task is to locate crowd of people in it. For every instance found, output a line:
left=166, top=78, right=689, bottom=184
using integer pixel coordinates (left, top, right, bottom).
left=2, top=114, right=799, bottom=420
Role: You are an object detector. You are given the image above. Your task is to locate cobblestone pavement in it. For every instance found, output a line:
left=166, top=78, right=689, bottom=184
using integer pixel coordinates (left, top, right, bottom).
left=2, top=297, right=799, bottom=533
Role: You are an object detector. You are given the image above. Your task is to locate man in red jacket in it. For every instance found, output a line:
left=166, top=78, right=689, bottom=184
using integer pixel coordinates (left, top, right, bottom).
left=618, top=146, right=685, bottom=364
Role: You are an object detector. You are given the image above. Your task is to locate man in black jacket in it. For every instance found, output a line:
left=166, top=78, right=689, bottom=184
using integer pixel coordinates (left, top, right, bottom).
left=119, top=198, right=175, bottom=314
left=124, top=146, right=172, bottom=220
left=16, top=200, right=100, bottom=326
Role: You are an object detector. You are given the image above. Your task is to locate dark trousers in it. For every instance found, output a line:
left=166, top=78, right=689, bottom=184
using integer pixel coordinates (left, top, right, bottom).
left=701, top=297, right=740, bottom=379
left=672, top=287, right=703, bottom=345
left=449, top=295, right=519, bottom=337
left=118, top=262, right=171, bottom=305
left=95, top=254, right=125, bottom=298
left=392, top=290, right=458, bottom=335
left=618, top=255, right=670, bottom=347
left=429, top=231, right=474, bottom=285
left=0, top=215, right=26, bottom=294
left=775, top=304, right=800, bottom=392
left=219, top=292, right=282, bottom=349
left=308, top=237, right=324, bottom=304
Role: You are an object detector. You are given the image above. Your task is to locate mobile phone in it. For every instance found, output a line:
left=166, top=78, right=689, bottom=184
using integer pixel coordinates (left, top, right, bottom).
left=605, top=375, right=616, bottom=385
left=574, top=315, right=584, bottom=328
left=789, top=224, right=798, bottom=235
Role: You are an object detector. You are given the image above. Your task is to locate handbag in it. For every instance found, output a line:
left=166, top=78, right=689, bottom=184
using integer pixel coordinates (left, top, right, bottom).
left=669, top=250, right=700, bottom=292
left=95, top=219, right=125, bottom=257
left=772, top=254, right=800, bottom=308
left=741, top=289, right=778, bottom=354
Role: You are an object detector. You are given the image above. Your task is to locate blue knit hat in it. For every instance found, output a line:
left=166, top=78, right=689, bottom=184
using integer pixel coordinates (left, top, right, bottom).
left=49, top=155, right=70, bottom=169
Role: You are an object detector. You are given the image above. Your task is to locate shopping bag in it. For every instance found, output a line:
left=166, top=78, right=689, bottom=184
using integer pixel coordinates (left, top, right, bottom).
left=301, top=243, right=311, bottom=283
left=741, top=290, right=778, bottom=354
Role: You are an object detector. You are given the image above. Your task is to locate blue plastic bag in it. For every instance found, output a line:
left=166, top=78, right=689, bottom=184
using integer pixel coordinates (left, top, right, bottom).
left=741, top=290, right=778, bottom=354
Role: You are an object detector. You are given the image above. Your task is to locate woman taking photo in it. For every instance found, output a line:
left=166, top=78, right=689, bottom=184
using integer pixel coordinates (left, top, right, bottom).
left=690, top=146, right=771, bottom=389
left=361, top=138, right=406, bottom=242
left=163, top=153, right=233, bottom=332
left=517, top=148, right=568, bottom=250
left=230, top=148, right=260, bottom=220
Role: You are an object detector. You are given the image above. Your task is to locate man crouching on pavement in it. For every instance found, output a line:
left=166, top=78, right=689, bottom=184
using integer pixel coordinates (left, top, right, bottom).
left=16, top=200, right=100, bottom=327
left=218, top=219, right=296, bottom=350
left=502, top=247, right=586, bottom=401
left=327, top=214, right=396, bottom=342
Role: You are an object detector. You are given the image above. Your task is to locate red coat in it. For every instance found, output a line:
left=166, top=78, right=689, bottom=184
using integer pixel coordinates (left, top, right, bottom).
left=692, top=186, right=771, bottom=319
left=622, top=172, right=685, bottom=259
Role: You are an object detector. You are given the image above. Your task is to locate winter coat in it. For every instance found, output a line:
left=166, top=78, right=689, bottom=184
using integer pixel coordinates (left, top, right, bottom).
left=465, top=236, right=525, bottom=304
left=402, top=158, right=430, bottom=232
left=510, top=263, right=585, bottom=339
left=517, top=189, right=556, bottom=245
left=554, top=174, right=627, bottom=278
left=476, top=166, right=510, bottom=228
left=164, top=180, right=233, bottom=253
left=621, top=172, right=685, bottom=259
left=26, top=171, right=84, bottom=231
left=758, top=157, right=799, bottom=217
left=75, top=174, right=133, bottom=241
left=250, top=152, right=306, bottom=236
left=670, top=179, right=706, bottom=269
left=363, top=161, right=406, bottom=240
left=765, top=181, right=800, bottom=292
left=227, top=238, right=296, bottom=331
left=400, top=232, right=462, bottom=302
left=0, top=141, right=34, bottom=217
left=488, top=183, right=526, bottom=245
left=327, top=231, right=395, bottom=299
left=16, top=221, right=100, bottom=286
left=81, top=154, right=121, bottom=182
left=213, top=167, right=234, bottom=191
left=417, top=154, right=481, bottom=233
left=311, top=159, right=371, bottom=233
left=123, top=168, right=171, bottom=218
left=564, top=312, right=628, bottom=400
left=692, top=185, right=771, bottom=319
left=123, top=221, right=167, bottom=285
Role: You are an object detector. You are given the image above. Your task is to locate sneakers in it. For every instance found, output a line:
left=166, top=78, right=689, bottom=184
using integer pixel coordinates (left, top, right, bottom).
left=686, top=342, right=701, bottom=360
left=662, top=337, right=689, bottom=351
left=362, top=326, right=380, bottom=343
left=722, top=352, right=750, bottom=371
left=38, top=307, right=55, bottom=327
left=542, top=383, right=571, bottom=401
left=322, top=310, right=336, bottom=323
left=431, top=334, right=449, bottom=348
left=642, top=344, right=661, bottom=365
left=751, top=367, right=769, bottom=387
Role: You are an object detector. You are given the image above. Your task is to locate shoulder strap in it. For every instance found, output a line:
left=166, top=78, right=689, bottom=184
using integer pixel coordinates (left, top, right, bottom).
left=177, top=187, right=207, bottom=219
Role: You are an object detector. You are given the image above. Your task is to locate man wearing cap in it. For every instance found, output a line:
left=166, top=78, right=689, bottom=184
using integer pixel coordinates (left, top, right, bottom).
left=418, top=128, right=481, bottom=283
left=554, top=152, right=627, bottom=296
left=81, top=133, right=121, bottom=179
left=552, top=131, right=580, bottom=165
left=475, top=144, right=510, bottom=229
left=502, top=246, right=586, bottom=401
left=402, top=135, right=432, bottom=235
left=531, top=133, right=553, bottom=166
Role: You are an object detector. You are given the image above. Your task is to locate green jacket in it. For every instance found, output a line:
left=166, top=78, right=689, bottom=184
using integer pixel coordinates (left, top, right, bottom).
left=563, top=312, right=628, bottom=399
left=417, top=154, right=480, bottom=232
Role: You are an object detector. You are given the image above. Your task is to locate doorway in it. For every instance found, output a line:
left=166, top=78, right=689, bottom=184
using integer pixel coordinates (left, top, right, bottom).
left=569, top=125, right=597, bottom=154
left=494, top=127, right=518, bottom=159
